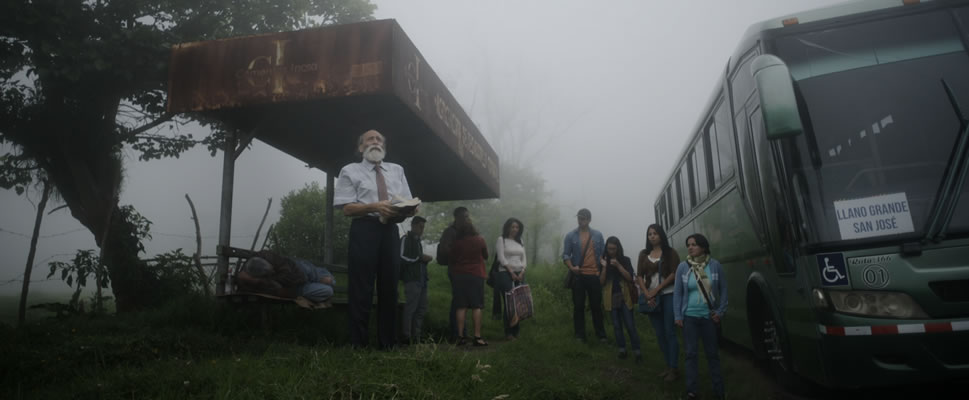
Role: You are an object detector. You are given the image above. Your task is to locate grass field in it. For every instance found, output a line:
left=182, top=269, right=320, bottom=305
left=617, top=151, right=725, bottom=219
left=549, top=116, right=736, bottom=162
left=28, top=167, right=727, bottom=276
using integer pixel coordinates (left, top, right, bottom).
left=0, top=262, right=779, bottom=399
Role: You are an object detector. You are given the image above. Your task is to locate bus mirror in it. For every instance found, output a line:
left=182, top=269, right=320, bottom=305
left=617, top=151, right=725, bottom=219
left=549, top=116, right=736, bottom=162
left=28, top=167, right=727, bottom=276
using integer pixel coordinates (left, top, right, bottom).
left=752, top=55, right=804, bottom=140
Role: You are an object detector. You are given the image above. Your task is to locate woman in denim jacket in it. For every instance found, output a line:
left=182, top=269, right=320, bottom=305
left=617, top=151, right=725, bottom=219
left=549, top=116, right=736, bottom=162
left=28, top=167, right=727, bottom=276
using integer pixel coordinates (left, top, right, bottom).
left=673, top=233, right=727, bottom=400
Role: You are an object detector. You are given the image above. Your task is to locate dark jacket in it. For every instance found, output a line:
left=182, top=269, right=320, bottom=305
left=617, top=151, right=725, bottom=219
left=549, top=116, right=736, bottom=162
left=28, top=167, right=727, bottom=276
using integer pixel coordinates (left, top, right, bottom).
left=437, top=224, right=457, bottom=266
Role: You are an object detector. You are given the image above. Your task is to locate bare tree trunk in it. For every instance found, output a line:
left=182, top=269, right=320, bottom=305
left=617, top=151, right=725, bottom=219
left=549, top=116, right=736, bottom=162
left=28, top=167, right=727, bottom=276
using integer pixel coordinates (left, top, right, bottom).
left=235, top=198, right=273, bottom=273
left=185, top=194, right=210, bottom=296
left=261, top=224, right=274, bottom=251
left=18, top=180, right=52, bottom=327
left=250, top=198, right=272, bottom=251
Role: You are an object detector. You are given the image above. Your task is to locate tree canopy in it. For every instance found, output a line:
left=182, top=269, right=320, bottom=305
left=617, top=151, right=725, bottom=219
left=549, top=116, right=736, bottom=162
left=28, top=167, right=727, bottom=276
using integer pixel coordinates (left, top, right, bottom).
left=269, top=182, right=350, bottom=265
left=0, top=0, right=376, bottom=311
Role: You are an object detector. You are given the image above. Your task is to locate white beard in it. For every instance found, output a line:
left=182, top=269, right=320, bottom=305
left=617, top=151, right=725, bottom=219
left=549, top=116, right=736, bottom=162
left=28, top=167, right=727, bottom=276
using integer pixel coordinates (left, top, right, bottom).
left=363, top=145, right=385, bottom=163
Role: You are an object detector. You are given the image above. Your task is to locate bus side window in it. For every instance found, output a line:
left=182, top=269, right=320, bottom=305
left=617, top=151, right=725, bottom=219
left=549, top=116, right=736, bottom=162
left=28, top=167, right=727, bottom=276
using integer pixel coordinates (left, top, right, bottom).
left=707, top=120, right=722, bottom=187
left=714, top=100, right=736, bottom=181
left=668, top=184, right=679, bottom=226
left=674, top=170, right=685, bottom=220
left=680, top=165, right=693, bottom=213
left=694, top=138, right=710, bottom=201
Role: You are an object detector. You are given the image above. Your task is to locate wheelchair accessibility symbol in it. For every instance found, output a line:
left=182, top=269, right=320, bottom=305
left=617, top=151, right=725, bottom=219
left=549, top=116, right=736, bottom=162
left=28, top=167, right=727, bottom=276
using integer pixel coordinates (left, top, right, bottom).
left=816, top=253, right=849, bottom=287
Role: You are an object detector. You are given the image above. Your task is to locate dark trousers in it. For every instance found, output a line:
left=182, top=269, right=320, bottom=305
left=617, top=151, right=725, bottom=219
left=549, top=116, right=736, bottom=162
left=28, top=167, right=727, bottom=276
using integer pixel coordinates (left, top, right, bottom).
left=572, top=274, right=606, bottom=340
left=495, top=270, right=522, bottom=337
left=348, top=218, right=400, bottom=349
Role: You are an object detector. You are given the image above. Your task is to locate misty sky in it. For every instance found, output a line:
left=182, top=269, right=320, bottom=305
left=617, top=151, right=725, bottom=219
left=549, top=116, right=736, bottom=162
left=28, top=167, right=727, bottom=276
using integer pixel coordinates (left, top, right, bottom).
left=0, top=0, right=847, bottom=293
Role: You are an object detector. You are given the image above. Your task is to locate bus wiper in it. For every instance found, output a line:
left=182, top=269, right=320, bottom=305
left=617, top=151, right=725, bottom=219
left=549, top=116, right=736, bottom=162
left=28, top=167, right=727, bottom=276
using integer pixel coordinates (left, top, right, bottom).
left=924, top=79, right=969, bottom=242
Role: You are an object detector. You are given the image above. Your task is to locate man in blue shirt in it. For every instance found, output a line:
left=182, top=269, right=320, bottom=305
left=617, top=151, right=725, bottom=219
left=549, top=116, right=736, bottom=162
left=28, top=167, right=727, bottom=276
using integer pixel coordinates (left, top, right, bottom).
left=562, top=208, right=607, bottom=342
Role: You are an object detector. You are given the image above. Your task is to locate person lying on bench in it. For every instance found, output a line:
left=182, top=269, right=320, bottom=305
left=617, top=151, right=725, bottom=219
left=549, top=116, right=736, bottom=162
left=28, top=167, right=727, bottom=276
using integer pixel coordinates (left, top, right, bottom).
left=237, top=251, right=336, bottom=304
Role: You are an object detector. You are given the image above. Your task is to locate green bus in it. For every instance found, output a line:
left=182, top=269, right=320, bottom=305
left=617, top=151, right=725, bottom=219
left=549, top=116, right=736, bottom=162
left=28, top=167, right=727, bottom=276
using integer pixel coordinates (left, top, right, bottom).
left=656, top=0, right=969, bottom=388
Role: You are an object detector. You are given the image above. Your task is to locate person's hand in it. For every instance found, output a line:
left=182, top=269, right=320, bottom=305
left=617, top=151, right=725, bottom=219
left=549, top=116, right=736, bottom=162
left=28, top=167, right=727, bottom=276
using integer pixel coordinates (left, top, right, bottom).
left=648, top=298, right=657, bottom=308
left=711, top=313, right=721, bottom=324
left=569, top=265, right=581, bottom=274
left=374, top=200, right=398, bottom=218
left=675, top=320, right=684, bottom=328
left=646, top=289, right=657, bottom=299
left=421, top=254, right=433, bottom=263
left=320, top=276, right=334, bottom=285
left=610, top=259, right=620, bottom=268
left=599, top=257, right=607, bottom=268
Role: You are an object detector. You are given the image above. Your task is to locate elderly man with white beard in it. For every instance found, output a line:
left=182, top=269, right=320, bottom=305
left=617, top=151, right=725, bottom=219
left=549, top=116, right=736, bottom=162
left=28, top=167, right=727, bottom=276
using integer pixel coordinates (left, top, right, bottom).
left=334, top=129, right=415, bottom=349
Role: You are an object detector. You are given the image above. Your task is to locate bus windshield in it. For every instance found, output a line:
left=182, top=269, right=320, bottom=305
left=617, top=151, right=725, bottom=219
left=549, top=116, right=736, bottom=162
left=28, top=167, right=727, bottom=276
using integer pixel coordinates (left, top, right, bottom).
left=772, top=10, right=969, bottom=245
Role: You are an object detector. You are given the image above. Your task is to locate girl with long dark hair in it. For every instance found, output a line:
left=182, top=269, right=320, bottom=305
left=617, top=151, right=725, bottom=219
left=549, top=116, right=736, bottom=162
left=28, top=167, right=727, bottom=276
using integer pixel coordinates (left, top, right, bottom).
left=636, top=224, right=682, bottom=380
left=495, top=217, right=527, bottom=340
left=599, top=236, right=641, bottom=362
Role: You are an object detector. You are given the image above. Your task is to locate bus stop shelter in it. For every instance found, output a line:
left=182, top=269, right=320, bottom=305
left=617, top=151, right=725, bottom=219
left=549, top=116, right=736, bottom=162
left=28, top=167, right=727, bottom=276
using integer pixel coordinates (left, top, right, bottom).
left=166, top=19, right=499, bottom=295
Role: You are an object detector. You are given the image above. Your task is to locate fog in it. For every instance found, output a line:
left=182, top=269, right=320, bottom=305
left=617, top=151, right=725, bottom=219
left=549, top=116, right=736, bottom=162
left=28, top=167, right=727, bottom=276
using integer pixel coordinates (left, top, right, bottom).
left=0, top=0, right=846, bottom=294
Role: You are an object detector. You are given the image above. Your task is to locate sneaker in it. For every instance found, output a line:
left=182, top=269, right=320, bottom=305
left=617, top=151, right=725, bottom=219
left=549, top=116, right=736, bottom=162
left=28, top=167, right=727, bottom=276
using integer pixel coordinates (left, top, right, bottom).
left=618, top=350, right=628, bottom=359
left=686, top=392, right=698, bottom=399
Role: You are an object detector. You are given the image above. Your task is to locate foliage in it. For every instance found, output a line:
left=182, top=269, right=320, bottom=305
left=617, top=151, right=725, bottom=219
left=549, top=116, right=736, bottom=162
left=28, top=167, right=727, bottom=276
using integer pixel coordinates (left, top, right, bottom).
left=268, top=182, right=351, bottom=265
left=147, top=249, right=209, bottom=298
left=0, top=0, right=377, bottom=311
left=45, top=249, right=109, bottom=315
left=0, top=263, right=788, bottom=400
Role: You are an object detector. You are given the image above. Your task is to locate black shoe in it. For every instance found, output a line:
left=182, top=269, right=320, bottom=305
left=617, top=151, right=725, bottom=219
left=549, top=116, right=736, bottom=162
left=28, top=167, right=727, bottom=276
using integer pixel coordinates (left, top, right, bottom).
left=618, top=351, right=628, bottom=359
left=635, top=355, right=643, bottom=364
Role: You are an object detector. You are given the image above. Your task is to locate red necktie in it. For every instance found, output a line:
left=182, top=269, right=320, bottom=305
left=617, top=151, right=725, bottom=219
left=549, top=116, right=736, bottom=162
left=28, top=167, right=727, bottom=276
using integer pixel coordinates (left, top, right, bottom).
left=375, top=165, right=388, bottom=201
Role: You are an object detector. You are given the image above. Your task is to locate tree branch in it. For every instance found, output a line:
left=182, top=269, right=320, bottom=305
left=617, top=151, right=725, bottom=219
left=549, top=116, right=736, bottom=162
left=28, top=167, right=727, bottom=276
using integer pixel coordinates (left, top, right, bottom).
left=120, top=112, right=175, bottom=142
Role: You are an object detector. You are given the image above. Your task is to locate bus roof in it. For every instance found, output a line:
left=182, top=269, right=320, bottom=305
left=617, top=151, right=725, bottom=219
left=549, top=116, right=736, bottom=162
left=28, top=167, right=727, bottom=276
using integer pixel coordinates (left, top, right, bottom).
left=741, top=0, right=919, bottom=42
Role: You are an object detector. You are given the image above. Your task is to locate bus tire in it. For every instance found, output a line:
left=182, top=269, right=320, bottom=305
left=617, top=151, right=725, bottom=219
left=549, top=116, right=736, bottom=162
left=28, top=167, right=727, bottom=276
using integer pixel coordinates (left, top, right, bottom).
left=749, top=290, right=803, bottom=392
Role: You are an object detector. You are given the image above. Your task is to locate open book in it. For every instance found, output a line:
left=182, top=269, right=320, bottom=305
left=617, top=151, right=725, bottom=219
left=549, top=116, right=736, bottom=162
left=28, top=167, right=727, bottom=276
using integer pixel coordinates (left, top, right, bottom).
left=380, top=196, right=422, bottom=224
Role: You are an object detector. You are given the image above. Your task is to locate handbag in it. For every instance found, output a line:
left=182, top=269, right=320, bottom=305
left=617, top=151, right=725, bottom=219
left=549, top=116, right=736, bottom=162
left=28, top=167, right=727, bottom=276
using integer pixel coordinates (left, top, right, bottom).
left=505, top=283, right=534, bottom=327
left=486, top=254, right=500, bottom=288
left=637, top=256, right=663, bottom=314
left=563, top=233, right=594, bottom=289
left=638, top=292, right=661, bottom=314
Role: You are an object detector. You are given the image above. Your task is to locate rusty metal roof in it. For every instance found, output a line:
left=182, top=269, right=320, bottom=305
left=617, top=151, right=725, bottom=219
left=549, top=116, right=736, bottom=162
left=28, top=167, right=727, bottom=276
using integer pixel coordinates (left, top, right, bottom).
left=167, top=19, right=499, bottom=201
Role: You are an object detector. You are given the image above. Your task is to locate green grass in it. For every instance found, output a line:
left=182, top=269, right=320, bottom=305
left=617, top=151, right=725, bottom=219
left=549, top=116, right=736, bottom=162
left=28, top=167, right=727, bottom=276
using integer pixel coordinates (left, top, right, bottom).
left=0, top=263, right=776, bottom=399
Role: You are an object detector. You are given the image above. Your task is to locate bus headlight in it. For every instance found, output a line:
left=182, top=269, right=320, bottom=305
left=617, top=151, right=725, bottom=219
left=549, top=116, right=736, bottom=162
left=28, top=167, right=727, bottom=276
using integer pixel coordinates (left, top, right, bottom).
left=827, top=290, right=928, bottom=319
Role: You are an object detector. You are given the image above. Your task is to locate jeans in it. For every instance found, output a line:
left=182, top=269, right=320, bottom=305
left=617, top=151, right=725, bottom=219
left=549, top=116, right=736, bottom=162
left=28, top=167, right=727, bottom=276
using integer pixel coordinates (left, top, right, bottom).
left=648, top=292, right=678, bottom=369
left=684, top=316, right=724, bottom=397
left=610, top=302, right=640, bottom=353
left=572, top=274, right=606, bottom=340
left=495, top=270, right=522, bottom=337
left=402, top=280, right=428, bottom=340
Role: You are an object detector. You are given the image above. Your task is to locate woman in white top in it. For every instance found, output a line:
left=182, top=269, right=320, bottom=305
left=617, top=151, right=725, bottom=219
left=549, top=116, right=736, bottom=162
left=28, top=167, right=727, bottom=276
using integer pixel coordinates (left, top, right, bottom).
left=495, top=217, right=527, bottom=340
left=636, top=223, right=682, bottom=381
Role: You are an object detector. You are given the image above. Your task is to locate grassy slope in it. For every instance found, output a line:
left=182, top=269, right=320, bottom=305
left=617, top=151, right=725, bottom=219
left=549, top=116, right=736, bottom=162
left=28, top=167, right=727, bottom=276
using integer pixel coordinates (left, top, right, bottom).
left=0, top=263, right=775, bottom=399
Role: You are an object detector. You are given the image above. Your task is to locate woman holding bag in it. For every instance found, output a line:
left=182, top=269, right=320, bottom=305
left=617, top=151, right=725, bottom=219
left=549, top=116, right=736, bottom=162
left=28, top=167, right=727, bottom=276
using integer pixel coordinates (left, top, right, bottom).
left=600, top=236, right=641, bottom=363
left=636, top=224, right=681, bottom=381
left=495, top=217, right=527, bottom=340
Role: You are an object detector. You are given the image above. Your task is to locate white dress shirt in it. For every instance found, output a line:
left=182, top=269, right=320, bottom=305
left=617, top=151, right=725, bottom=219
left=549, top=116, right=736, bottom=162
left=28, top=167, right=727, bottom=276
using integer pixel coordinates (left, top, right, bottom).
left=333, top=159, right=412, bottom=217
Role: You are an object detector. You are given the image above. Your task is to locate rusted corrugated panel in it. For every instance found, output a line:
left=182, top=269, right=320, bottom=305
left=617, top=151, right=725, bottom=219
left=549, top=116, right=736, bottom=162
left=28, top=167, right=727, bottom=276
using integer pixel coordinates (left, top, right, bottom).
left=167, top=20, right=394, bottom=113
left=166, top=19, right=499, bottom=201
left=389, top=23, right=500, bottom=200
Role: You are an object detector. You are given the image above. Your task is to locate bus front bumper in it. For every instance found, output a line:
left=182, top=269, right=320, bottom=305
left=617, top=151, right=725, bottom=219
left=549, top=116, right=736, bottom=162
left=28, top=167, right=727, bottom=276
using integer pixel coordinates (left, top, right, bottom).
left=816, top=320, right=969, bottom=388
